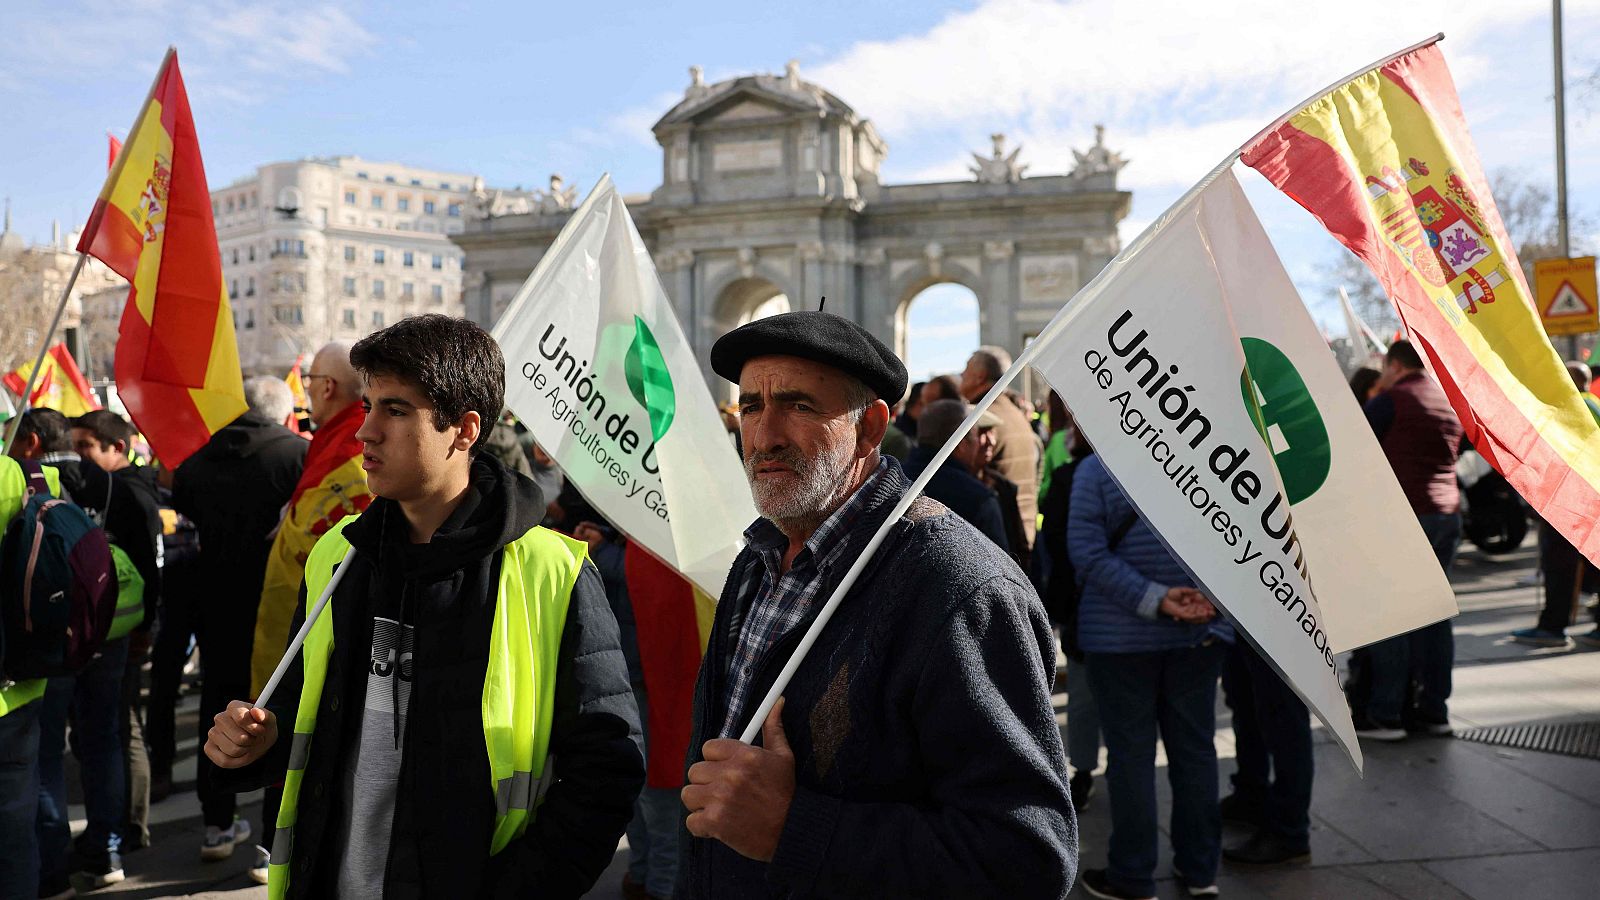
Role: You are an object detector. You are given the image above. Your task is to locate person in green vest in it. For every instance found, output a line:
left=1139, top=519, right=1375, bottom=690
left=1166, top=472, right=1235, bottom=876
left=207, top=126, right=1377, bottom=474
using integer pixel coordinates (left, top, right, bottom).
left=0, top=454, right=62, bottom=899
left=203, top=314, right=644, bottom=899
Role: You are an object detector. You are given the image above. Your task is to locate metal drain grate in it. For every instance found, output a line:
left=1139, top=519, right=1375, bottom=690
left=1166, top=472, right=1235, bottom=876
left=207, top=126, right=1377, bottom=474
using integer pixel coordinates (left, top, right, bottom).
left=1455, top=721, right=1600, bottom=760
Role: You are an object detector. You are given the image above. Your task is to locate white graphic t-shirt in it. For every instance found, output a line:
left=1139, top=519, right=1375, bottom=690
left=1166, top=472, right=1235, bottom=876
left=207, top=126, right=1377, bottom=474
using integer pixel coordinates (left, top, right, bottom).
left=336, top=616, right=413, bottom=898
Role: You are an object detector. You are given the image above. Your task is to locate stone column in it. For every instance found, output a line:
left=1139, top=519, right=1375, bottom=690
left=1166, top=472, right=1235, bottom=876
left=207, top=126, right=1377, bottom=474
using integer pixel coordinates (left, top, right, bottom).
left=797, top=241, right=825, bottom=311
left=855, top=246, right=893, bottom=352
left=981, top=239, right=1017, bottom=353
left=659, top=247, right=697, bottom=351
left=464, top=270, right=491, bottom=328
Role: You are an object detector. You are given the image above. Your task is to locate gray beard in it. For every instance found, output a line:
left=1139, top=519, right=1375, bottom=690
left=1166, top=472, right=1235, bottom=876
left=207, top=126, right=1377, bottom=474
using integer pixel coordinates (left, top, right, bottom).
left=744, top=441, right=856, bottom=532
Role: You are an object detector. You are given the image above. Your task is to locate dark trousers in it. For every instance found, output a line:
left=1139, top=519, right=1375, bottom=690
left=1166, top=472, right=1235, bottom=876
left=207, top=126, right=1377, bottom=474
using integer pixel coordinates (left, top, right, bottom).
left=1369, top=513, right=1461, bottom=723
left=1222, top=641, right=1312, bottom=843
left=0, top=700, right=42, bottom=900
left=148, top=560, right=200, bottom=779
left=1088, top=641, right=1226, bottom=897
left=1536, top=518, right=1599, bottom=633
left=196, top=599, right=256, bottom=829
left=122, top=640, right=151, bottom=849
left=39, top=639, right=128, bottom=885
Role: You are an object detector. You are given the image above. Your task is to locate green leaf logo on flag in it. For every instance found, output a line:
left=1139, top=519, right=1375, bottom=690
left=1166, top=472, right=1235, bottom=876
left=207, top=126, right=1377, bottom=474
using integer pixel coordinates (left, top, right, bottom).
left=1239, top=338, right=1331, bottom=505
left=626, top=316, right=676, bottom=442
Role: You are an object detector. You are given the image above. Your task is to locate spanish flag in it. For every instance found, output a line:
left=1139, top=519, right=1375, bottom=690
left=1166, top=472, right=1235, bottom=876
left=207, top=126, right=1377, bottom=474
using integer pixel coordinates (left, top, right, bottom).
left=250, top=402, right=372, bottom=695
left=78, top=48, right=245, bottom=468
left=623, top=542, right=715, bottom=788
left=1242, top=37, right=1600, bottom=566
left=3, top=343, right=100, bottom=417
left=285, top=355, right=310, bottom=415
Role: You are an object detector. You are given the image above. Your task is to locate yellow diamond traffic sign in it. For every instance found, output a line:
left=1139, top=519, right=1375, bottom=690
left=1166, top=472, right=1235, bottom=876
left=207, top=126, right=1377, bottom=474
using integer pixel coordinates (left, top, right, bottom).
left=1535, top=256, right=1599, bottom=337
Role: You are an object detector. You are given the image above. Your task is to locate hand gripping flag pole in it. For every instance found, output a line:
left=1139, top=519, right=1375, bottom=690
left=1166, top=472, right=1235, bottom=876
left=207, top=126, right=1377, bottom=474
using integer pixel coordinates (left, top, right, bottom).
left=254, top=549, right=356, bottom=709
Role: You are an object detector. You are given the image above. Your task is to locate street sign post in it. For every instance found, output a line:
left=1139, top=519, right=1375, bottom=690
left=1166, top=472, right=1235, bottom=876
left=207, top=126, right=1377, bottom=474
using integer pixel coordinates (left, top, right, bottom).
left=1535, top=256, right=1598, bottom=337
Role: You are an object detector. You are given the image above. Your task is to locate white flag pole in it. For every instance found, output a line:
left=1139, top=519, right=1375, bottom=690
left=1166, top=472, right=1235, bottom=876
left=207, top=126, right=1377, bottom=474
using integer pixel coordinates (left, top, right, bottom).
left=739, top=34, right=1450, bottom=743
left=254, top=549, right=356, bottom=709
left=736, top=159, right=1249, bottom=744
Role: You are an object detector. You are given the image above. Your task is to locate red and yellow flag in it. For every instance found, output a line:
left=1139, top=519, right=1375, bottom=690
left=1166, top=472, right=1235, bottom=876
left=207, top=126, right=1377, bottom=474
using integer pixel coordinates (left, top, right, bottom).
left=78, top=48, right=245, bottom=468
left=285, top=355, right=310, bottom=415
left=624, top=542, right=715, bottom=788
left=250, top=402, right=372, bottom=695
left=1243, top=39, right=1600, bottom=565
left=3, top=343, right=100, bottom=417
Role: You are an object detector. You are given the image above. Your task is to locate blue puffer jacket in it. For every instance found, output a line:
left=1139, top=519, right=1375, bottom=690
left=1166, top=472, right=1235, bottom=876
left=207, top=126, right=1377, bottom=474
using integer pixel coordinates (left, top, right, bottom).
left=1066, top=455, right=1233, bottom=654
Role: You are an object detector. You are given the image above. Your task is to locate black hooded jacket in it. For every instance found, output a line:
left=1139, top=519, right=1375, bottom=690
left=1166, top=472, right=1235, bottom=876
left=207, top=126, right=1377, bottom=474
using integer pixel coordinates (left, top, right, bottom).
left=218, top=453, right=644, bottom=899
left=172, top=410, right=307, bottom=613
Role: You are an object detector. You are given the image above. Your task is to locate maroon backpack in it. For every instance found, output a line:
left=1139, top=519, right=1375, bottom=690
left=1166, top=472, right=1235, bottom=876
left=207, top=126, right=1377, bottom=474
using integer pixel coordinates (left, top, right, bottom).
left=0, top=461, right=117, bottom=679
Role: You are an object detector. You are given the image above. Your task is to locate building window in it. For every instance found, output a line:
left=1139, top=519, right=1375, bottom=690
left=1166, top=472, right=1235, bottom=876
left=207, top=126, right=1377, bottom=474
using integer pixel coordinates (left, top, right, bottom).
left=384, top=175, right=396, bottom=184
left=245, top=308, right=255, bottom=329
left=397, top=197, right=410, bottom=212
left=371, top=194, right=384, bottom=209
left=431, top=284, right=444, bottom=303
left=274, top=305, right=303, bottom=324
left=229, top=280, right=239, bottom=299
left=402, top=251, right=414, bottom=268
left=342, top=308, right=356, bottom=327
left=272, top=238, right=305, bottom=258
left=402, top=282, right=414, bottom=298
left=248, top=246, right=256, bottom=262
left=247, top=276, right=255, bottom=296
left=295, top=273, right=306, bottom=292
left=373, top=279, right=385, bottom=298
left=447, top=203, right=461, bottom=217
left=231, top=248, right=239, bottom=265
left=373, top=248, right=386, bottom=265
left=410, top=178, right=422, bottom=186
left=344, top=245, right=356, bottom=262
left=372, top=310, right=385, bottom=327
left=357, top=172, right=368, bottom=180
left=423, top=200, right=436, bottom=215
left=226, top=198, right=234, bottom=213
left=344, top=190, right=357, bottom=205
left=431, top=254, right=443, bottom=270
left=343, top=277, right=356, bottom=296
left=439, top=182, right=451, bottom=190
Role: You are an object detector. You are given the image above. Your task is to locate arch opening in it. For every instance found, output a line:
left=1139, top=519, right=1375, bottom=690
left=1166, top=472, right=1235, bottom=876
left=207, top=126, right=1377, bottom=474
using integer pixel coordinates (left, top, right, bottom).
left=900, top=282, right=979, bottom=382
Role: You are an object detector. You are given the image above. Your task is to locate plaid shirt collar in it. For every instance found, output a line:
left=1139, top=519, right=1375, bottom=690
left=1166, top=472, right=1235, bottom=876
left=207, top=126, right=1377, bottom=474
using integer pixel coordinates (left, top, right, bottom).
left=741, top=457, right=891, bottom=581
left=719, top=458, right=891, bottom=737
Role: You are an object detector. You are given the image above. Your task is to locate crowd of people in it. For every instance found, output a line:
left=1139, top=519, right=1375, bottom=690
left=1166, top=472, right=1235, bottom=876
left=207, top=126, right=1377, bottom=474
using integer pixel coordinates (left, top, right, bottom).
left=0, top=308, right=1575, bottom=900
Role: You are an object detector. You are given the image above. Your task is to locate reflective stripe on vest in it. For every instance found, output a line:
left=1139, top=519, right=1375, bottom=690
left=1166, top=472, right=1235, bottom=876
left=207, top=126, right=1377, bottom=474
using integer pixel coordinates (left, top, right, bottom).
left=267, top=517, right=584, bottom=899
left=0, top=459, right=62, bottom=717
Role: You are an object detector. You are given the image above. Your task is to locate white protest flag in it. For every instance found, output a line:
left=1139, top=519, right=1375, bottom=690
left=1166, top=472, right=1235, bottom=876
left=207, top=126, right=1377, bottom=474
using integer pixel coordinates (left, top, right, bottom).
left=1339, top=285, right=1389, bottom=364
left=492, top=176, right=756, bottom=595
left=1026, top=168, right=1456, bottom=770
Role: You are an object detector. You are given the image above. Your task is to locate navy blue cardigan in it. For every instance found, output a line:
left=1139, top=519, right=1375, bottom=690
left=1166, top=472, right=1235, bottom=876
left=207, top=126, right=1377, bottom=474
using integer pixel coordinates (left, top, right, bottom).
left=1067, top=454, right=1234, bottom=654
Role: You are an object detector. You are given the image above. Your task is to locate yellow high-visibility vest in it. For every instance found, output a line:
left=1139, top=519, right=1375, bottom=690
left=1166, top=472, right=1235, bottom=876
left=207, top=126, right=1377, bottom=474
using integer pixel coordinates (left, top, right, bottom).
left=0, top=458, right=63, bottom=717
left=268, top=516, right=585, bottom=898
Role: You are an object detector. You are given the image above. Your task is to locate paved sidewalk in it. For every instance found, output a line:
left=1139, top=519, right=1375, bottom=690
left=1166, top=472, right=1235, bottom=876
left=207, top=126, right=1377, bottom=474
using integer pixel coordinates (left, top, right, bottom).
left=79, top=541, right=1596, bottom=898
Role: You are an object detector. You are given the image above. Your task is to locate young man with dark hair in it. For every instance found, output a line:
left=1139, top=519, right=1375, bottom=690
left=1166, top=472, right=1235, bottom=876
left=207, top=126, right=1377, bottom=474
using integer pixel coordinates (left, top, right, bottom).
left=7, top=407, right=157, bottom=892
left=70, top=409, right=165, bottom=857
left=205, top=314, right=643, bottom=899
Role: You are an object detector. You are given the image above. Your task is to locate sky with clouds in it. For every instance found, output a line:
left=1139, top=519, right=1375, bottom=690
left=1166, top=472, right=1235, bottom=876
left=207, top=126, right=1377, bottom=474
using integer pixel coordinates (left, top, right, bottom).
left=4, top=0, right=1599, bottom=378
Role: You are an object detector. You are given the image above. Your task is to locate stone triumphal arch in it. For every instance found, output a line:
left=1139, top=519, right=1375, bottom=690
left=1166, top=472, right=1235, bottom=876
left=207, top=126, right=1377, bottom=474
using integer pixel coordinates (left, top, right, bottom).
left=456, top=61, right=1130, bottom=392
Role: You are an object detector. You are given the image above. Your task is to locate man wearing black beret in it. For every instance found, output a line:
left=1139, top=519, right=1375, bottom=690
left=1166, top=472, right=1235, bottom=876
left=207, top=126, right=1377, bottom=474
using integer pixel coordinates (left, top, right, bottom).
left=678, top=310, right=1077, bottom=898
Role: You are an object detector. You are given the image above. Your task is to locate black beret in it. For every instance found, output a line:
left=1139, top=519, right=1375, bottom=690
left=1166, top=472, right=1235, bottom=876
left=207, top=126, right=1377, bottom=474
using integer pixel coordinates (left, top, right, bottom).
left=710, top=311, right=909, bottom=401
